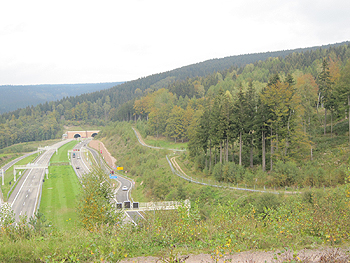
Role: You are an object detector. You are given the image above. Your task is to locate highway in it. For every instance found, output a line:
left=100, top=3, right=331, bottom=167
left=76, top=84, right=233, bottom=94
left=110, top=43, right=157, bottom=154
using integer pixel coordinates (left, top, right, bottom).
left=8, top=140, right=71, bottom=222
left=5, top=137, right=142, bottom=224
left=70, top=139, right=92, bottom=179
left=1, top=150, right=40, bottom=173
left=84, top=145, right=143, bottom=224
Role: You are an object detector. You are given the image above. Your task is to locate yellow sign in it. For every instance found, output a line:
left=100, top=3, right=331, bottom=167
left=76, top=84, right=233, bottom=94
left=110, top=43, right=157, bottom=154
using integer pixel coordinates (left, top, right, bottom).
left=117, top=167, right=124, bottom=170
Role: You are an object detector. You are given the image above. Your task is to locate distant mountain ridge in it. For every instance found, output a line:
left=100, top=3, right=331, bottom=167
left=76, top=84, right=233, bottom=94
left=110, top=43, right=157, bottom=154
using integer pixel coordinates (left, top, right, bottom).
left=0, top=82, right=124, bottom=114
left=157, top=41, right=350, bottom=80
left=80, top=40, right=349, bottom=111
left=1, top=41, right=349, bottom=115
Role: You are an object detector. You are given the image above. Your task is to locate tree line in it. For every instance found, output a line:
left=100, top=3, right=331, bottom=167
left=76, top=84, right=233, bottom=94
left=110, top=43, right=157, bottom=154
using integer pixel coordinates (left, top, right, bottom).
left=0, top=42, right=349, bottom=151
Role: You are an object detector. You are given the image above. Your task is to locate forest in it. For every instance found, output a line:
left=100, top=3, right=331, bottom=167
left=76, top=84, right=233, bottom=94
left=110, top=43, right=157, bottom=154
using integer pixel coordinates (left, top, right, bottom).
left=0, top=42, right=349, bottom=155
left=127, top=43, right=350, bottom=189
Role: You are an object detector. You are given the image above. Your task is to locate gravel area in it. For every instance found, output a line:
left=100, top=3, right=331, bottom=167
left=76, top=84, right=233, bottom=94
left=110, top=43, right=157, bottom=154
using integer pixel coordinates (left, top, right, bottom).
left=121, top=248, right=350, bottom=263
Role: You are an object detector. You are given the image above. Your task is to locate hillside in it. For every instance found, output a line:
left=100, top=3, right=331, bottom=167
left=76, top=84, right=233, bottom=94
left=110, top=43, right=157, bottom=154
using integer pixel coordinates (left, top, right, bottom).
left=0, top=41, right=349, bottom=150
left=0, top=82, right=123, bottom=114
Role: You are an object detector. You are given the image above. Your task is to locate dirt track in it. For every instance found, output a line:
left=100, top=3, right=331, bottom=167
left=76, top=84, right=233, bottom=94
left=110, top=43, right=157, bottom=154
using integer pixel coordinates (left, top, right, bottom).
left=121, top=247, right=349, bottom=262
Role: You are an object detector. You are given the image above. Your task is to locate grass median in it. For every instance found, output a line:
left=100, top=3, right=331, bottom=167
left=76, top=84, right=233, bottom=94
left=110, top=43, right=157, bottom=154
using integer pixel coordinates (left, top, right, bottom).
left=40, top=140, right=80, bottom=230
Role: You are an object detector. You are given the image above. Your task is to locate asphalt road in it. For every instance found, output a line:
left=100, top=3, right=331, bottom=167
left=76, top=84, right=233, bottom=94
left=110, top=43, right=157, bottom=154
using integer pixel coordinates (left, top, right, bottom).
left=1, top=150, right=40, bottom=172
left=85, top=145, right=143, bottom=224
left=70, top=139, right=92, bottom=178
left=8, top=140, right=71, bottom=222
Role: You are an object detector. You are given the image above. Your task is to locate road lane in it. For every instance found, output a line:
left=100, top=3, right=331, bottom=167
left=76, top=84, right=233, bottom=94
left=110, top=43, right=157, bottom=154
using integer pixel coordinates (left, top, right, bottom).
left=86, top=145, right=143, bottom=224
left=8, top=140, right=71, bottom=221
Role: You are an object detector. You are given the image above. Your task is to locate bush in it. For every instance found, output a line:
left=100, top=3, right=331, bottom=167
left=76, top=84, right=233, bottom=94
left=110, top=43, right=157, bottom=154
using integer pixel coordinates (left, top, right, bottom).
left=272, top=160, right=300, bottom=187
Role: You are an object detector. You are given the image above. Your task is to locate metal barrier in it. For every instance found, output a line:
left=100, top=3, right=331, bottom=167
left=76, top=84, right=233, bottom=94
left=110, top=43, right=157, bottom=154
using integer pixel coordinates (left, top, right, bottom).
left=119, top=199, right=190, bottom=212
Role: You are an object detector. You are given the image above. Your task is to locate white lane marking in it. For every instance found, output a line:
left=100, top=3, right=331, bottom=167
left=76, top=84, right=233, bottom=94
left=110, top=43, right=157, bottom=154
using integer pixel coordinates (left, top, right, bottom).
left=33, top=169, right=45, bottom=218
left=11, top=169, right=34, bottom=207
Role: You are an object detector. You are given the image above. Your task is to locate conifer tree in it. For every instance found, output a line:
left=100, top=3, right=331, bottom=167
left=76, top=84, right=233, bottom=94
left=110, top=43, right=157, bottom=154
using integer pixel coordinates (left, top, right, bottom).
left=232, top=86, right=247, bottom=166
left=336, top=59, right=350, bottom=147
left=245, top=81, right=258, bottom=167
left=317, top=59, right=333, bottom=135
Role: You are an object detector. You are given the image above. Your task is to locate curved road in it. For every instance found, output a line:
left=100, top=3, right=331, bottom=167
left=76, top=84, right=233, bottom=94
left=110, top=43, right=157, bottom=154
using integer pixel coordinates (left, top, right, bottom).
left=85, top=145, right=142, bottom=224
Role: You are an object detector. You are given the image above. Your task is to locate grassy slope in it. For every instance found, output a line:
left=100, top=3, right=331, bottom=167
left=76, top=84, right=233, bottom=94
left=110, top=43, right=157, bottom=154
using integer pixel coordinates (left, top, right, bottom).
left=40, top=140, right=80, bottom=230
left=0, top=139, right=61, bottom=154
left=100, top=122, right=246, bottom=203
left=144, top=136, right=187, bottom=150
left=0, top=153, right=20, bottom=168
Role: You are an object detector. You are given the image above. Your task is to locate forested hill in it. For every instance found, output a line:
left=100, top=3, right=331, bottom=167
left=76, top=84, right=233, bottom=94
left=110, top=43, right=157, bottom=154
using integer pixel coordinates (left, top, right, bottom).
left=0, top=41, right=349, bottom=150
left=0, top=82, right=124, bottom=114
left=167, top=41, right=350, bottom=79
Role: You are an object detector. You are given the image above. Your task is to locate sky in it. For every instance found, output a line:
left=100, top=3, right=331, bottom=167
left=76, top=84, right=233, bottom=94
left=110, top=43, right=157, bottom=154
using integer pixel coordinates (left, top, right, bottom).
left=0, top=0, right=349, bottom=85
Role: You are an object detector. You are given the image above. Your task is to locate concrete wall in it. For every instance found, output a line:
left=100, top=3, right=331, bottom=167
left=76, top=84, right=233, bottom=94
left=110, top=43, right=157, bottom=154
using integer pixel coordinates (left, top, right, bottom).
left=65, top=130, right=99, bottom=139
left=88, top=139, right=117, bottom=169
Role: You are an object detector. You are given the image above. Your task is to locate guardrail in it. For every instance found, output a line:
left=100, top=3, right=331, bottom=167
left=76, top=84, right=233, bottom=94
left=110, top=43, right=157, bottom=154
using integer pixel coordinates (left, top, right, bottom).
left=166, top=154, right=282, bottom=194
left=132, top=127, right=186, bottom=152
left=132, top=127, right=291, bottom=195
left=117, top=199, right=190, bottom=212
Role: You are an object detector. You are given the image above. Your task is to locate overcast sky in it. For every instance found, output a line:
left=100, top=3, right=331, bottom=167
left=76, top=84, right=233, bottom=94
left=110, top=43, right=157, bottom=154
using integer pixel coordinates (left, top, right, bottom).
left=0, top=0, right=349, bottom=85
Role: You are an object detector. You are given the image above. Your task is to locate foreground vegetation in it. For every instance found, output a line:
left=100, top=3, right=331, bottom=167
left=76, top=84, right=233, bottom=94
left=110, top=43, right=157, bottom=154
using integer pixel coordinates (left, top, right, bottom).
left=0, top=184, right=350, bottom=262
